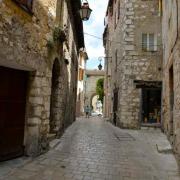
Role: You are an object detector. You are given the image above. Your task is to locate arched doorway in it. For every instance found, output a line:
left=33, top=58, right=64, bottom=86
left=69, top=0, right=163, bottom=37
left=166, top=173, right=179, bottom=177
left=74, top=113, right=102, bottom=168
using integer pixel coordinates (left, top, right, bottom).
left=50, top=58, right=60, bottom=133
left=91, top=94, right=103, bottom=113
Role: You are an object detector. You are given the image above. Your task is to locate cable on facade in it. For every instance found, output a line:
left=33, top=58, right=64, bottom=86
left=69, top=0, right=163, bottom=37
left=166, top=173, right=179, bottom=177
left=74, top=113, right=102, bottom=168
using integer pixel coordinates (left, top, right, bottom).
left=84, top=32, right=163, bottom=47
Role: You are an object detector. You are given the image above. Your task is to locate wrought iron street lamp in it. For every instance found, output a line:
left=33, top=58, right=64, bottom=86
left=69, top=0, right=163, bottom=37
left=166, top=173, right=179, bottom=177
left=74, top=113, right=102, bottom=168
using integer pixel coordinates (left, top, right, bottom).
left=98, top=57, right=103, bottom=70
left=80, top=1, right=92, bottom=21
left=98, top=56, right=112, bottom=70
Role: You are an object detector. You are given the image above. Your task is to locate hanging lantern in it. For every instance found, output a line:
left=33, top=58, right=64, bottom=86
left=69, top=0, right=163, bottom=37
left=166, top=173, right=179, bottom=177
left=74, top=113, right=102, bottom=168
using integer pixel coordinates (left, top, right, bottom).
left=98, top=57, right=103, bottom=70
left=98, top=63, right=103, bottom=70
left=80, top=2, right=92, bottom=21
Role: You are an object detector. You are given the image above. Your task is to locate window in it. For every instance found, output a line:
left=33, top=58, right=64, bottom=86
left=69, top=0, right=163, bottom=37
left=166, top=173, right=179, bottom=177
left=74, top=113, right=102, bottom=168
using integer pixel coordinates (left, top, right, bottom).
left=142, top=33, right=157, bottom=51
left=158, top=0, right=162, bottom=16
left=79, top=68, right=84, bottom=81
left=13, top=0, right=33, bottom=13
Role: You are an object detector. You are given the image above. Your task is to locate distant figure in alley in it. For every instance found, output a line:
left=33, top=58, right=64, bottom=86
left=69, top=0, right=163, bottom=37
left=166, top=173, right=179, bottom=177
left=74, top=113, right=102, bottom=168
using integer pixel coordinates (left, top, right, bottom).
left=85, top=105, right=90, bottom=118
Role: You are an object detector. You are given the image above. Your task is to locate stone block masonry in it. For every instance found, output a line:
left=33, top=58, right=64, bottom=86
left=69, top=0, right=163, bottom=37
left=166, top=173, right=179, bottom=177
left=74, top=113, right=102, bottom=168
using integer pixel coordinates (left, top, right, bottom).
left=162, top=0, right=180, bottom=162
left=0, top=0, right=84, bottom=158
left=103, top=0, right=162, bottom=129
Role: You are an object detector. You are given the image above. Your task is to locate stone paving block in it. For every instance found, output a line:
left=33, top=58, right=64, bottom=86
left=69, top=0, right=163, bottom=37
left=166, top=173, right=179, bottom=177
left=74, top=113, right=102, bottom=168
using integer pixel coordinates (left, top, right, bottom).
left=0, top=117, right=179, bottom=180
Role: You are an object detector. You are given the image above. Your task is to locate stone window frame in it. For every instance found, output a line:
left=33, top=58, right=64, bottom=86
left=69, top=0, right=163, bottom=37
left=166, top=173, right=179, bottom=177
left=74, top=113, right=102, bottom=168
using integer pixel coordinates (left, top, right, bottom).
left=142, top=33, right=157, bottom=52
left=79, top=68, right=84, bottom=81
left=12, top=0, right=33, bottom=14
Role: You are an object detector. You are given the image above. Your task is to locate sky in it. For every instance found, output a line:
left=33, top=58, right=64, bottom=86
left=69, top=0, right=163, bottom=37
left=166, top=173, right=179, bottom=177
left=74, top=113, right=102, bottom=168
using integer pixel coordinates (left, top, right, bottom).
left=83, top=0, right=109, bottom=70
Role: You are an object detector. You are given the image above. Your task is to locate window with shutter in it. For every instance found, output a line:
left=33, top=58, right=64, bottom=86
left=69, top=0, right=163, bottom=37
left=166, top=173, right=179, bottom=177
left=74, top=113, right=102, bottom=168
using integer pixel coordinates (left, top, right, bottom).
left=142, top=33, right=148, bottom=51
left=79, top=69, right=84, bottom=81
left=149, top=34, right=154, bottom=51
left=142, top=33, right=157, bottom=52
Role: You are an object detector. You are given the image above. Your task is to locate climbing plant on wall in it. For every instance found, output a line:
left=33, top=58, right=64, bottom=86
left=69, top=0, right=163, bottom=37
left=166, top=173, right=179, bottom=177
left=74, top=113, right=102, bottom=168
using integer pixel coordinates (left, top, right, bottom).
left=96, top=78, right=104, bottom=104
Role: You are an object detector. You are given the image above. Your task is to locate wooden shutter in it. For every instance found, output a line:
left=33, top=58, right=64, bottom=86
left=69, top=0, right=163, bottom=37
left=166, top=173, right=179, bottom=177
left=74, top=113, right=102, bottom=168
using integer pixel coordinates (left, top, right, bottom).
left=149, top=34, right=154, bottom=51
left=142, top=33, right=148, bottom=51
left=79, top=69, right=84, bottom=81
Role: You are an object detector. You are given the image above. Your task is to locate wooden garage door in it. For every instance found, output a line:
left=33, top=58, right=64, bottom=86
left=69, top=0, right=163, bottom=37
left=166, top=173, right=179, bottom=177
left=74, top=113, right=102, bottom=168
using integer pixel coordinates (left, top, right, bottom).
left=0, top=66, right=27, bottom=161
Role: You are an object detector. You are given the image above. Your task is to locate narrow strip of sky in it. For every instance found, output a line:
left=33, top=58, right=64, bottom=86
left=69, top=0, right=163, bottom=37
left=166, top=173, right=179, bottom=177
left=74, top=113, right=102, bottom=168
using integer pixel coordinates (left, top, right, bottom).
left=83, top=0, right=109, bottom=70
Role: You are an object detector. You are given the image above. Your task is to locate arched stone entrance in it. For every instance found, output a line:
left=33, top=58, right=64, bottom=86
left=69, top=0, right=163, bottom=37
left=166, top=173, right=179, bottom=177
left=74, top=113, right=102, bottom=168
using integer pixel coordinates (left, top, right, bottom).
left=91, top=94, right=103, bottom=113
left=50, top=58, right=60, bottom=133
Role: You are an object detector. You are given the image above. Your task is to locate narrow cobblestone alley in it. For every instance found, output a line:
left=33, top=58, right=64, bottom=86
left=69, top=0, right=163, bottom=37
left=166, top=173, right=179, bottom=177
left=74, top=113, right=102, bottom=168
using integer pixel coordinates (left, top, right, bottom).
left=0, top=117, right=179, bottom=180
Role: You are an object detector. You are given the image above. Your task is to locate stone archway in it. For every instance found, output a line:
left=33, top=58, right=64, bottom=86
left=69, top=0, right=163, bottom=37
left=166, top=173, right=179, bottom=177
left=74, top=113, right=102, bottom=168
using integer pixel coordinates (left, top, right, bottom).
left=90, top=93, right=103, bottom=113
left=90, top=93, right=97, bottom=110
left=50, top=58, right=60, bottom=133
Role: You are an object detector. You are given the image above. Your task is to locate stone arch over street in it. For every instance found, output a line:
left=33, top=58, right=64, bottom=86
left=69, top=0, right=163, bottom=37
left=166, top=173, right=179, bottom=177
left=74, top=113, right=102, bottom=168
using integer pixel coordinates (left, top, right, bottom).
left=90, top=93, right=97, bottom=108
left=84, top=70, right=104, bottom=111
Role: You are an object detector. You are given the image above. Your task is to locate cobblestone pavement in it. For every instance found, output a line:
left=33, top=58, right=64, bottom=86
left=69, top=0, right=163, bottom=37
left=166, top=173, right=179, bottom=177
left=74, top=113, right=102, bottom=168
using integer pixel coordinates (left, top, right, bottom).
left=0, top=117, right=180, bottom=180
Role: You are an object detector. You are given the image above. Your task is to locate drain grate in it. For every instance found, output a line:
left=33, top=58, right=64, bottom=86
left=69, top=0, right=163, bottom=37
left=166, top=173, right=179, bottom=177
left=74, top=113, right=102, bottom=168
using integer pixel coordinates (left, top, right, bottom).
left=113, top=133, right=135, bottom=141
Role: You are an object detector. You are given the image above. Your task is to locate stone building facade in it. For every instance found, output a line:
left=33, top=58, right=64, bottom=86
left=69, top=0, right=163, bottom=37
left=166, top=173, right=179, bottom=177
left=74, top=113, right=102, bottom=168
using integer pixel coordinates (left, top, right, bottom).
left=76, top=49, right=88, bottom=117
left=84, top=70, right=104, bottom=111
left=162, top=0, right=180, bottom=158
left=103, top=0, right=163, bottom=128
left=0, top=0, right=84, bottom=160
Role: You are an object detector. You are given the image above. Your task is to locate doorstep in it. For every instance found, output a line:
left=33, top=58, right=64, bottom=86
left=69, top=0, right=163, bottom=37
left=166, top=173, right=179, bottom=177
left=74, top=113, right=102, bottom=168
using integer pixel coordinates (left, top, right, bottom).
left=141, top=123, right=161, bottom=128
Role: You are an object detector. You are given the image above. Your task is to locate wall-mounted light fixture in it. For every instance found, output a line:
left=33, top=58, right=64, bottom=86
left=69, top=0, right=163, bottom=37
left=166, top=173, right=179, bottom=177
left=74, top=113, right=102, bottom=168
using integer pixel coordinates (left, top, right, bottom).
left=98, top=56, right=112, bottom=70
left=98, top=57, right=103, bottom=70
left=80, top=1, right=92, bottom=21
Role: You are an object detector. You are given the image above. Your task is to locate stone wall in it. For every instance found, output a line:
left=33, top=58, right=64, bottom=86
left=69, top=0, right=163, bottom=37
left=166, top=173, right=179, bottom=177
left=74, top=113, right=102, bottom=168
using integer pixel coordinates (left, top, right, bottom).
left=0, top=0, right=82, bottom=156
left=85, top=70, right=104, bottom=108
left=104, top=0, right=162, bottom=128
left=162, top=0, right=180, bottom=158
left=76, top=50, right=88, bottom=117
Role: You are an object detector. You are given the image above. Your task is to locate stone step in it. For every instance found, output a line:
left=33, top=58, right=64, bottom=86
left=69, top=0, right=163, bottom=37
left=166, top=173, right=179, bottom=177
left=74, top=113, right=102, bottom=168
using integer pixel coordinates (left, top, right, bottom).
left=49, top=139, right=61, bottom=149
left=156, top=143, right=173, bottom=154
left=47, top=133, right=56, bottom=142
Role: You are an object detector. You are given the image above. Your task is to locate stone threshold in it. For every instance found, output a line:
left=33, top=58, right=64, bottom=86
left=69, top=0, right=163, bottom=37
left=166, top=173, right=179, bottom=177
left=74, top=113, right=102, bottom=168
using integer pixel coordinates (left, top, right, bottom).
left=141, top=123, right=161, bottom=128
left=49, top=138, right=61, bottom=149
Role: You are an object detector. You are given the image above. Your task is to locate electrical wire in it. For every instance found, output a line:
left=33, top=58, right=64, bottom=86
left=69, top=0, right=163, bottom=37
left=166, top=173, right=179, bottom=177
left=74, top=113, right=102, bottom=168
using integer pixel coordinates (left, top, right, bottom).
left=84, top=32, right=163, bottom=47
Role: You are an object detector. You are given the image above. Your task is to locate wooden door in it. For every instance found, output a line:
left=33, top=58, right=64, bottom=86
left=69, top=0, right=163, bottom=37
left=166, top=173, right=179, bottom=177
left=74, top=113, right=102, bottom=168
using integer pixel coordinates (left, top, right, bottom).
left=0, top=66, right=27, bottom=161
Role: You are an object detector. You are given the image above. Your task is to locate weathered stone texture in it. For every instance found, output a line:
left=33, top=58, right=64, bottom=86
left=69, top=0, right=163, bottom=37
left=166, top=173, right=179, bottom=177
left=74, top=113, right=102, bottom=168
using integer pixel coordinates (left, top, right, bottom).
left=0, top=0, right=83, bottom=157
left=162, top=0, right=180, bottom=158
left=104, top=0, right=162, bottom=128
left=84, top=70, right=104, bottom=107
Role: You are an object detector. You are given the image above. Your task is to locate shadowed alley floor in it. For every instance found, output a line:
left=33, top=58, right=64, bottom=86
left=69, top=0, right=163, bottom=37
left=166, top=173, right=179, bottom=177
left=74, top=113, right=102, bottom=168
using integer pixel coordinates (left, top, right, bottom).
left=0, top=117, right=179, bottom=180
